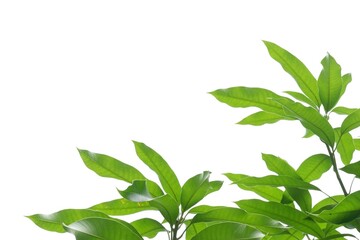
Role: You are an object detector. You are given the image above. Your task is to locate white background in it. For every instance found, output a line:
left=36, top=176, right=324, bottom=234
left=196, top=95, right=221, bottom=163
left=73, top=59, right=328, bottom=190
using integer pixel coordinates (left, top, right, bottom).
left=1, top=1, right=360, bottom=239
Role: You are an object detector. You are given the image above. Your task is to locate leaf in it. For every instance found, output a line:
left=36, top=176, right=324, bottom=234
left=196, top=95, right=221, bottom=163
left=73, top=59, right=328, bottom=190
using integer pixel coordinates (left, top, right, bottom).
left=261, top=153, right=298, bottom=177
left=238, top=111, right=289, bottom=126
left=233, top=175, right=320, bottom=190
left=312, top=195, right=345, bottom=213
left=89, top=198, right=154, bottom=216
left=284, top=91, right=318, bottom=108
left=263, top=41, right=320, bottom=106
left=286, top=188, right=312, bottom=212
left=119, top=180, right=153, bottom=202
left=181, top=171, right=211, bottom=211
left=192, top=207, right=286, bottom=234
left=63, top=217, right=143, bottom=240
left=332, top=106, right=358, bottom=115
left=265, top=229, right=304, bottom=239
left=133, top=141, right=181, bottom=202
left=318, top=53, right=343, bottom=112
left=296, top=154, right=332, bottom=182
left=341, top=161, right=360, bottom=178
left=192, top=222, right=264, bottom=240
left=131, top=218, right=166, bottom=238
left=303, top=128, right=314, bottom=138
left=341, top=109, right=360, bottom=134
left=335, top=130, right=355, bottom=165
left=318, top=191, right=360, bottom=224
left=27, top=209, right=109, bottom=233
left=188, top=205, right=225, bottom=214
left=275, top=98, right=335, bottom=147
left=354, top=138, right=360, bottom=150
left=236, top=199, right=325, bottom=238
left=206, top=181, right=223, bottom=196
left=210, top=87, right=291, bottom=116
left=340, top=73, right=352, bottom=97
left=186, top=222, right=209, bottom=240
left=149, top=194, right=179, bottom=225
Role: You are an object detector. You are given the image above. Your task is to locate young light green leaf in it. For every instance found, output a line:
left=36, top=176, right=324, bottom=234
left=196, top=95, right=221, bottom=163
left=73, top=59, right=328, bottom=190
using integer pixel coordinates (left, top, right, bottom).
left=262, top=153, right=298, bottom=177
left=192, top=207, right=286, bottom=234
left=303, top=128, right=314, bottom=138
left=206, top=181, right=223, bottom=196
left=275, top=98, right=335, bottom=147
left=238, top=111, right=289, bottom=126
left=64, top=217, right=143, bottom=240
left=27, top=209, right=109, bottom=233
left=340, top=161, right=360, bottom=178
left=263, top=41, right=320, bottom=106
left=335, top=130, right=355, bottom=165
left=284, top=91, right=318, bottom=109
left=89, top=198, right=154, bottom=216
left=210, top=87, right=291, bottom=116
left=297, top=154, right=332, bottom=182
left=131, top=218, right=166, bottom=239
left=181, top=171, right=211, bottom=211
left=318, top=191, right=360, bottom=224
left=119, top=180, right=153, bottom=202
left=332, top=107, right=358, bottom=115
left=236, top=199, right=325, bottom=238
left=192, top=222, right=264, bottom=240
left=318, top=53, right=343, bottom=113
left=133, top=141, right=181, bottom=202
left=341, top=109, right=360, bottom=134
left=188, top=205, right=225, bottom=214
left=340, top=73, right=352, bottom=97
left=312, top=195, right=345, bottom=213
left=149, top=194, right=179, bottom=225
left=354, top=138, right=360, bottom=150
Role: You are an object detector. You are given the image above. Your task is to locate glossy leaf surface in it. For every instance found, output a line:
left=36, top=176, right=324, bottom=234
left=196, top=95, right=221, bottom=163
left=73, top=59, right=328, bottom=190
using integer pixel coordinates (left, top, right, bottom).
left=119, top=180, right=153, bottom=202
left=149, top=194, right=179, bottom=225
left=89, top=198, right=154, bottom=216
left=131, top=218, right=166, bottom=238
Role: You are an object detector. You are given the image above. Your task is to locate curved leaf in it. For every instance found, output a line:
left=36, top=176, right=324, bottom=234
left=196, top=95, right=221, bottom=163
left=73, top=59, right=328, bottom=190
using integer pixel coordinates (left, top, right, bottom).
left=340, top=73, right=352, bottom=97
left=238, top=111, right=289, bottom=126
left=89, top=198, right=154, bottom=216
left=131, top=218, right=166, bottom=238
left=335, top=130, right=355, bottom=165
left=236, top=199, right=325, bottom=238
left=261, top=153, right=298, bottom=177
left=341, top=109, right=360, bottom=134
left=192, top=222, right=264, bottom=240
left=341, top=160, right=360, bottom=178
left=64, top=217, right=143, bottom=240
left=149, top=194, right=179, bottom=225
left=332, top=106, right=358, bottom=115
left=263, top=41, right=320, bottom=106
left=312, top=195, right=345, bottom=213
left=133, top=141, right=181, bottom=202
left=284, top=91, right=318, bottom=109
left=296, top=154, right=332, bottom=182
left=27, top=209, right=109, bottom=233
left=119, top=180, right=153, bottom=202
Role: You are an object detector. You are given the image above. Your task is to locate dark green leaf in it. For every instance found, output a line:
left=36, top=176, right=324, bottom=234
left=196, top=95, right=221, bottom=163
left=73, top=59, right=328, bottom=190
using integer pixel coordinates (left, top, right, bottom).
left=89, top=198, right=154, bottom=216
left=238, top=111, right=289, bottom=126
left=284, top=91, right=318, bottom=108
left=341, top=161, right=360, bottom=178
left=341, top=109, right=360, bottom=134
left=297, top=154, right=332, bottom=182
left=332, top=106, right=358, bottom=115
left=27, top=209, right=109, bottom=233
left=318, top=54, right=343, bottom=112
left=236, top=199, right=325, bottom=238
left=131, top=218, right=166, bottom=238
left=263, top=41, right=320, bottom=106
left=286, top=188, right=312, bottom=212
left=335, top=130, right=355, bottom=165
left=119, top=180, right=153, bottom=202
left=149, top=194, right=179, bottom=225
left=340, top=73, right=352, bottom=97
left=63, top=217, right=143, bottom=240
left=192, top=222, right=264, bottom=240
left=133, top=141, right=181, bottom=202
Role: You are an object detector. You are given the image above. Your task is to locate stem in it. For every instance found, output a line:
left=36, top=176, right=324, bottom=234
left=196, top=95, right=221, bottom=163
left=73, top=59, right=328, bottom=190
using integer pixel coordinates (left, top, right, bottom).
left=325, top=144, right=348, bottom=196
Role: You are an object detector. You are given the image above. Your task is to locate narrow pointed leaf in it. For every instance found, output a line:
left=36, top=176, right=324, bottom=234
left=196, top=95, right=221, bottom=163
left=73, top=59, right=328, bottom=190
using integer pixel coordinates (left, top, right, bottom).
left=303, top=128, right=314, bottom=138
left=262, top=153, right=298, bottom=177
left=192, top=222, right=264, bottom=240
left=89, top=198, right=154, bottom=216
left=236, top=199, right=325, bottom=238
left=119, top=180, right=153, bottom=202
left=312, top=195, right=345, bottom=213
left=297, top=154, right=332, bottom=182
left=27, top=209, right=109, bottom=233
left=206, top=181, right=223, bottom=195
left=341, top=109, right=360, bottom=134
left=131, top=218, right=166, bottom=238
left=332, top=106, right=358, bottom=115
left=189, top=205, right=225, bottom=214
left=318, top=191, right=360, bottom=224
left=149, top=194, right=179, bottom=225
left=340, top=73, right=352, bottom=97
left=192, top=207, right=286, bottom=234
left=286, top=188, right=312, bottom=212
left=238, top=111, right=289, bottom=126
left=318, top=54, right=343, bottom=112
left=341, top=161, right=360, bottom=178
left=133, top=141, right=181, bottom=202
left=63, top=217, right=143, bottom=240
left=263, top=41, right=320, bottom=106
left=276, top=98, right=335, bottom=146
left=210, top=87, right=290, bottom=116
left=284, top=91, right=318, bottom=108
left=335, top=130, right=355, bottom=165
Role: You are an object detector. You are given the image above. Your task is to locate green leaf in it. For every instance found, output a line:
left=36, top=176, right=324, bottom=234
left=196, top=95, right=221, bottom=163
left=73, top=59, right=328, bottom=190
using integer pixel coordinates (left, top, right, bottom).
left=133, top=141, right=181, bottom=202
left=181, top=171, right=211, bottom=211
left=354, top=138, right=360, bottom=150
left=297, top=154, right=332, bottom=182
left=236, top=199, right=325, bottom=238
left=27, top=209, right=109, bottom=233
left=192, top=222, right=264, bottom=240
left=318, top=191, right=360, bottom=224
left=149, top=194, right=179, bottom=225
left=332, top=106, right=358, bottom=115
left=89, top=198, right=154, bottom=216
left=262, top=153, right=298, bottom=177
left=188, top=205, right=225, bottom=214
left=210, top=87, right=291, bottom=116
left=225, top=173, right=283, bottom=202
left=238, top=111, right=289, bottom=126
left=206, top=181, right=223, bottom=195
left=341, top=109, right=360, bottom=134
left=119, top=180, right=153, bottom=202
left=234, top=175, right=320, bottom=190
left=341, top=161, right=360, bottom=178
left=286, top=188, right=312, bottom=212
left=275, top=98, right=335, bottom=147
left=263, top=41, right=320, bottom=106
left=265, top=229, right=304, bottom=239
left=340, top=73, right=352, bottom=97
left=312, top=195, right=345, bottom=213
left=131, top=218, right=166, bottom=238
left=335, top=130, right=355, bottom=165
left=186, top=222, right=209, bottom=240
left=192, top=207, right=286, bottom=234
left=318, top=53, right=343, bottom=112
left=284, top=91, right=318, bottom=109
left=63, top=217, right=143, bottom=240
left=303, top=128, right=314, bottom=138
